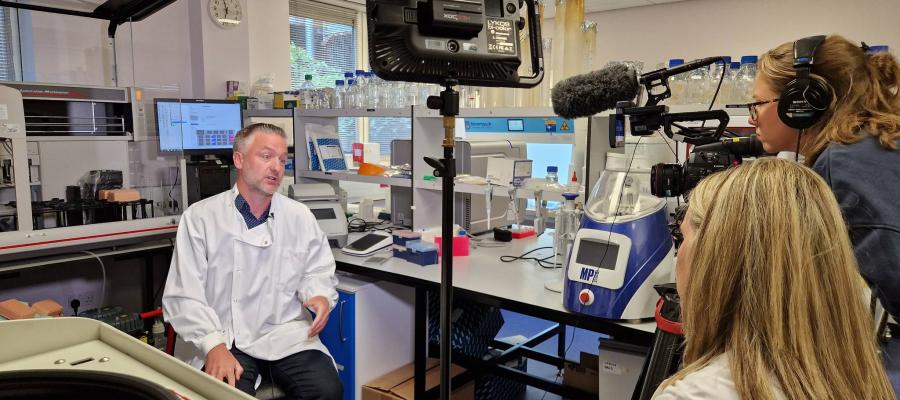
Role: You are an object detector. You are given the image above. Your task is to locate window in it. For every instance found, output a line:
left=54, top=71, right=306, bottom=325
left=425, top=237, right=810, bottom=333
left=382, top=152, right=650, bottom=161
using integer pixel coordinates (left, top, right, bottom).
left=289, top=0, right=358, bottom=152
left=0, top=7, right=19, bottom=80
left=368, top=117, right=411, bottom=156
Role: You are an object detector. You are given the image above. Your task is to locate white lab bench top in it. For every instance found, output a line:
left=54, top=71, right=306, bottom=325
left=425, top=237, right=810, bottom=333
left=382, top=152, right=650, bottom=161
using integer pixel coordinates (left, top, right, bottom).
left=332, top=231, right=657, bottom=335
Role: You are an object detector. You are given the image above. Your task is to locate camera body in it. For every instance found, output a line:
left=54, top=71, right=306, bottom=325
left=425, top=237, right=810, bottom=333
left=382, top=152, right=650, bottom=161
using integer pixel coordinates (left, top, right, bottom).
left=650, top=136, right=764, bottom=198
left=650, top=149, right=741, bottom=197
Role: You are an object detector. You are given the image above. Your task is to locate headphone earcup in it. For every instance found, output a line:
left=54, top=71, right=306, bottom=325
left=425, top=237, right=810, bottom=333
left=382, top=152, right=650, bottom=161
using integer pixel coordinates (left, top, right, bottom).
left=778, top=77, right=831, bottom=129
left=804, top=76, right=833, bottom=111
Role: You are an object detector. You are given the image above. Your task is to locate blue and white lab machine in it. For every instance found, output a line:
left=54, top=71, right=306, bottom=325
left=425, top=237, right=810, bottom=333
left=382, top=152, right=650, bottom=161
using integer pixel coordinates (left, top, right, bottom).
left=563, top=169, right=675, bottom=320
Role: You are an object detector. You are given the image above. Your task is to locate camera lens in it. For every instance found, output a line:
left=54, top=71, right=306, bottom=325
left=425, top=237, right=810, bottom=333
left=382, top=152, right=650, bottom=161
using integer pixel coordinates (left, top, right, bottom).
left=447, top=40, right=460, bottom=53
left=651, top=163, right=684, bottom=198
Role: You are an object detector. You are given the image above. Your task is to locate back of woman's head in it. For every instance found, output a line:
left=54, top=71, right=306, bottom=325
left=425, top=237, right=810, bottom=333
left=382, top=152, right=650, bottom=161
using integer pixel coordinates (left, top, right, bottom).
left=674, top=158, right=893, bottom=400
left=758, top=35, right=900, bottom=163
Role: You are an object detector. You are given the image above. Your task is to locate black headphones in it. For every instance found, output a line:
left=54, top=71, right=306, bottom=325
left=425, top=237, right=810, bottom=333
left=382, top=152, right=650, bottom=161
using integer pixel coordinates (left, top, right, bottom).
left=777, top=35, right=834, bottom=129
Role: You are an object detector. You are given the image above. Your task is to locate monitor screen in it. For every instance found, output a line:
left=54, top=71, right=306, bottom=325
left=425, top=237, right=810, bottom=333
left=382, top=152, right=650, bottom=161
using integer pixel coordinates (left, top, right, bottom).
left=155, top=99, right=241, bottom=153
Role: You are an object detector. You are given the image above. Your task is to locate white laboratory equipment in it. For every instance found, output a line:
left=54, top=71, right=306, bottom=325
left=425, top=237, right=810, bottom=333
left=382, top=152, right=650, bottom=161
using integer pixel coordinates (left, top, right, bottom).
left=289, top=183, right=349, bottom=248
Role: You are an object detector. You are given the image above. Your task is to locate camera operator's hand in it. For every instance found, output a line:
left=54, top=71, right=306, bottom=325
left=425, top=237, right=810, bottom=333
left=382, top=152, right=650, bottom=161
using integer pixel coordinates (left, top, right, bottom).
left=205, top=344, right=244, bottom=386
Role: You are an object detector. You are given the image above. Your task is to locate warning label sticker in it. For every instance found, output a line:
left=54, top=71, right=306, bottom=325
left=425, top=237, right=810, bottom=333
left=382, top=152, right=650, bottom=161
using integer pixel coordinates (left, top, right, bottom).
left=486, top=18, right=516, bottom=55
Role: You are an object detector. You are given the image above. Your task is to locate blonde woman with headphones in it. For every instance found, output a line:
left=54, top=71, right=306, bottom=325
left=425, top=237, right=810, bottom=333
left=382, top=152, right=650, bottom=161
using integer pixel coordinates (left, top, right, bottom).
left=652, top=158, right=894, bottom=399
left=748, top=35, right=900, bottom=392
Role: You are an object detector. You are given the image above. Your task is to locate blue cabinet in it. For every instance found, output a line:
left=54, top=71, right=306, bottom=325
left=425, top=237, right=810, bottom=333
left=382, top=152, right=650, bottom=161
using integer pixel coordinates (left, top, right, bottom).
left=320, top=291, right=356, bottom=399
left=320, top=274, right=413, bottom=400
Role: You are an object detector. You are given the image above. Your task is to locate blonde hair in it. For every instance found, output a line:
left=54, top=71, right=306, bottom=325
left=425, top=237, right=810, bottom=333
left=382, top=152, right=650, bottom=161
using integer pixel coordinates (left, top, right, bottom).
left=758, top=35, right=900, bottom=165
left=663, top=158, right=894, bottom=400
left=232, top=122, right=287, bottom=153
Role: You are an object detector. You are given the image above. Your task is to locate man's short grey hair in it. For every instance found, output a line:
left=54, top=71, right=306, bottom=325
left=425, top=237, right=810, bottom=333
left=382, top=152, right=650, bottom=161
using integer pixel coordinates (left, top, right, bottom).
left=232, top=123, right=287, bottom=153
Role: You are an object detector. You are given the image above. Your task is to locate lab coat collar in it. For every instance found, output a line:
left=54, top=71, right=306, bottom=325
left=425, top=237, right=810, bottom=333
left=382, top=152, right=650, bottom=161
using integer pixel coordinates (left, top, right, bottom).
left=229, top=186, right=279, bottom=248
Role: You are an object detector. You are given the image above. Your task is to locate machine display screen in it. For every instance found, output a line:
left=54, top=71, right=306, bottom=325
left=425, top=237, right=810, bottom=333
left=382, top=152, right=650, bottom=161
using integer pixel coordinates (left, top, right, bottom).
left=346, top=234, right=387, bottom=251
left=310, top=208, right=337, bottom=220
left=507, top=119, right=524, bottom=131
left=155, top=99, right=241, bottom=153
left=575, top=240, right=619, bottom=270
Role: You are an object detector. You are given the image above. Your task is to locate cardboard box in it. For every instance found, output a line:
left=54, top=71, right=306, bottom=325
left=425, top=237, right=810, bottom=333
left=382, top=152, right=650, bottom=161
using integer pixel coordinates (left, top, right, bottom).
left=362, top=359, right=474, bottom=400
left=563, top=352, right=600, bottom=396
left=595, top=339, right=647, bottom=399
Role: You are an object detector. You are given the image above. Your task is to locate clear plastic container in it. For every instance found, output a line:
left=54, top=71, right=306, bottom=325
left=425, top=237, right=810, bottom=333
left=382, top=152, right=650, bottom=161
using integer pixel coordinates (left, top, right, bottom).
left=708, top=56, right=731, bottom=106
left=369, top=71, right=384, bottom=109
left=152, top=319, right=166, bottom=351
left=685, top=65, right=710, bottom=105
left=728, top=62, right=741, bottom=104
left=250, top=74, right=275, bottom=109
left=355, top=70, right=368, bottom=109
left=541, top=166, right=565, bottom=210
left=584, top=169, right=663, bottom=222
left=734, top=55, right=758, bottom=103
left=346, top=79, right=357, bottom=109
left=332, top=80, right=345, bottom=109
left=546, top=165, right=559, bottom=184
left=300, top=74, right=316, bottom=109
left=343, top=72, right=355, bottom=108
left=667, top=59, right=687, bottom=105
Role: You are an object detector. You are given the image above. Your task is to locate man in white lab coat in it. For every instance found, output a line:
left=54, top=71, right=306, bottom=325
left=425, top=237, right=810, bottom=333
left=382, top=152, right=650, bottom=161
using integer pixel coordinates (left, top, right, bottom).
left=163, top=123, right=342, bottom=399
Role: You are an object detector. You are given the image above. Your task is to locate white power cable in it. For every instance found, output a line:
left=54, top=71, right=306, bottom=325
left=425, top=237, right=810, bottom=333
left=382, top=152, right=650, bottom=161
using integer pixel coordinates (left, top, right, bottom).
left=81, top=250, right=107, bottom=309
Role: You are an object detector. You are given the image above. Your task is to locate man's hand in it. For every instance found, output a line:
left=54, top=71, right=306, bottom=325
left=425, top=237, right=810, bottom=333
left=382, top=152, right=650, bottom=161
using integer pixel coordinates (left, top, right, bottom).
left=205, top=344, right=244, bottom=386
left=304, top=296, right=331, bottom=338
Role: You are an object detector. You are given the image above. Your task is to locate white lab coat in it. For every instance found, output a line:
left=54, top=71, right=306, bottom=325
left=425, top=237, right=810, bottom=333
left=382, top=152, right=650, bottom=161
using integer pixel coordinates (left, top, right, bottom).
left=162, top=186, right=339, bottom=369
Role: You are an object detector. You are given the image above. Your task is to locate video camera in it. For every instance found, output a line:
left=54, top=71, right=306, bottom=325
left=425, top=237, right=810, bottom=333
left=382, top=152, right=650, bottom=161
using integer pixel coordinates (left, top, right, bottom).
left=650, top=135, right=765, bottom=197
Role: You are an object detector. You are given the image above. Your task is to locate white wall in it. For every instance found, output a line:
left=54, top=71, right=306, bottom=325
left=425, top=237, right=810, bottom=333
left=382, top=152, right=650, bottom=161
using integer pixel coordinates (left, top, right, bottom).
left=187, top=0, right=250, bottom=98
left=544, top=0, right=900, bottom=71
left=18, top=0, right=292, bottom=100
left=248, top=0, right=292, bottom=92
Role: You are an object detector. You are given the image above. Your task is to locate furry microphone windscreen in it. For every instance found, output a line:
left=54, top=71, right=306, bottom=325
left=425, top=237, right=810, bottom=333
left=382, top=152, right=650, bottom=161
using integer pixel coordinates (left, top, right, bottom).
left=551, top=64, right=640, bottom=119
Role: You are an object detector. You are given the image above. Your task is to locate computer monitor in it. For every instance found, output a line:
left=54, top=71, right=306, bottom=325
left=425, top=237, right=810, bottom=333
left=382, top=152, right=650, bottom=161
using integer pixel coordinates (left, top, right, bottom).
left=155, top=99, right=242, bottom=154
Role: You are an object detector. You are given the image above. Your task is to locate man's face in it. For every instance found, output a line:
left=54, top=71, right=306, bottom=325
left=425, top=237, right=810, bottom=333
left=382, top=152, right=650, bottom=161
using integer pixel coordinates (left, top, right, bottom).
left=233, top=131, right=288, bottom=197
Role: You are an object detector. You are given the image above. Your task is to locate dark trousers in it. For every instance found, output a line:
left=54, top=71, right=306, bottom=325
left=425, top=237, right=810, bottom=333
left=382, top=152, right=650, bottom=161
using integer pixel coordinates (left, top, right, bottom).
left=230, top=346, right=343, bottom=400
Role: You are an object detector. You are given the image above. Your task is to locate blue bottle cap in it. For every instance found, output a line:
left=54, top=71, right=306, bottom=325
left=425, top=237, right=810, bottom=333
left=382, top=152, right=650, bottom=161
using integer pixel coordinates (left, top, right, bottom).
left=347, top=79, right=355, bottom=85
left=668, top=59, right=685, bottom=67
left=740, top=55, right=758, bottom=64
left=547, top=166, right=558, bottom=173
left=719, top=56, right=731, bottom=64
left=458, top=229, right=467, bottom=236
left=868, top=45, right=889, bottom=54
left=344, top=72, right=354, bottom=78
left=355, top=69, right=366, bottom=75
left=335, top=80, right=345, bottom=86
left=730, top=62, right=741, bottom=70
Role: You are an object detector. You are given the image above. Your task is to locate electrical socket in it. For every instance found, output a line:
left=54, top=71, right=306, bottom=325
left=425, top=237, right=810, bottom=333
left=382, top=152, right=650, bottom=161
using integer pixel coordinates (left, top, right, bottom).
left=66, top=290, right=99, bottom=315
